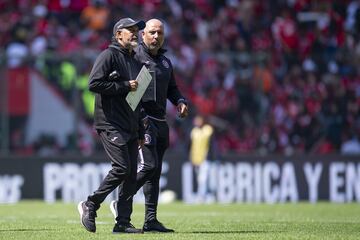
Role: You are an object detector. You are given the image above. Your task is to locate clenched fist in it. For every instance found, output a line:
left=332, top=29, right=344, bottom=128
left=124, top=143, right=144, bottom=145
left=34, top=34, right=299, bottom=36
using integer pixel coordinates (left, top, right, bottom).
left=129, top=80, right=138, bottom=91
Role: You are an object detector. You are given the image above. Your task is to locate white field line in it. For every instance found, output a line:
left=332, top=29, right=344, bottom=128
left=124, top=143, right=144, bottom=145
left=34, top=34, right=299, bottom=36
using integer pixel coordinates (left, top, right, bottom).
left=67, top=220, right=110, bottom=225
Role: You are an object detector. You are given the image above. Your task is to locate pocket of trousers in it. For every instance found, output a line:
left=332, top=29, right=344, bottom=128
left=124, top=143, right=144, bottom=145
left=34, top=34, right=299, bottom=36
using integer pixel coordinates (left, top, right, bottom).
left=105, top=130, right=127, bottom=146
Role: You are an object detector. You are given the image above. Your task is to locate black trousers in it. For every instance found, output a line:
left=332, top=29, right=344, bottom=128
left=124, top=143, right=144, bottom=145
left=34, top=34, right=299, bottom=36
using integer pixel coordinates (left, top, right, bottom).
left=87, top=129, right=139, bottom=222
left=118, top=119, right=169, bottom=223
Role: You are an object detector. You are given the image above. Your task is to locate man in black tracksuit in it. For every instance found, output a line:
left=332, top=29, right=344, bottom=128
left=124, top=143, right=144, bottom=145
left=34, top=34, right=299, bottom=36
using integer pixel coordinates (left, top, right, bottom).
left=111, top=18, right=188, bottom=232
left=77, top=18, right=146, bottom=234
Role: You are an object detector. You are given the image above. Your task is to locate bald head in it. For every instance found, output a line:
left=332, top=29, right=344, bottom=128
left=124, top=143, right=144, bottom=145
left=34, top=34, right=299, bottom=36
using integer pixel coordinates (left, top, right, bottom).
left=145, top=19, right=163, bottom=31
left=142, top=19, right=164, bottom=54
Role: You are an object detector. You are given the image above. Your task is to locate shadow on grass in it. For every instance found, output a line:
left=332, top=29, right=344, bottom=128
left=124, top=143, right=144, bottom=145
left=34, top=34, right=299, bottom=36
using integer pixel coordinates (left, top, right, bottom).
left=0, top=228, right=55, bottom=232
left=181, top=230, right=277, bottom=234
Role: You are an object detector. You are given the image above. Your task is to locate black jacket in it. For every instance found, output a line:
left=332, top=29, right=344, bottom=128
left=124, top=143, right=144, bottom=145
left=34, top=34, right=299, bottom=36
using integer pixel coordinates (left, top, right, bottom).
left=134, top=43, right=187, bottom=119
left=89, top=41, right=144, bottom=141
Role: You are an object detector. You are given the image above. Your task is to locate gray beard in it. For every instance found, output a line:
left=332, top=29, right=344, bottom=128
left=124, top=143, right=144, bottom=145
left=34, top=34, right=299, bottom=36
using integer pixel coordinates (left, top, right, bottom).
left=130, top=40, right=138, bottom=48
left=148, top=44, right=159, bottom=50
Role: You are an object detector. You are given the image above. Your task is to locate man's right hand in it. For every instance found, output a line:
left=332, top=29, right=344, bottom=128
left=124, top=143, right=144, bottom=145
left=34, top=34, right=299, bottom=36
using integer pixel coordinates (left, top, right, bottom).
left=129, top=80, right=138, bottom=91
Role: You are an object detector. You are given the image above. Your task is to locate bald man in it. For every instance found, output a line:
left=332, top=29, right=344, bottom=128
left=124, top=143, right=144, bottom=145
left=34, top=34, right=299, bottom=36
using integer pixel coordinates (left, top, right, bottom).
left=111, top=19, right=188, bottom=232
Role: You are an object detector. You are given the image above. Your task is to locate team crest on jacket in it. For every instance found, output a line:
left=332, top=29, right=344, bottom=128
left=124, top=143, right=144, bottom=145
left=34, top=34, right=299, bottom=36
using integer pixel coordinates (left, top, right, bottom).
left=162, top=59, right=169, bottom=68
left=144, top=134, right=152, bottom=144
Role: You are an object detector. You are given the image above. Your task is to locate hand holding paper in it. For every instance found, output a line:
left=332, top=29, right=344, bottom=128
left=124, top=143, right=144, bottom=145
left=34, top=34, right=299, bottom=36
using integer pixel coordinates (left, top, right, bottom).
left=126, top=66, right=152, bottom=111
left=129, top=80, right=138, bottom=91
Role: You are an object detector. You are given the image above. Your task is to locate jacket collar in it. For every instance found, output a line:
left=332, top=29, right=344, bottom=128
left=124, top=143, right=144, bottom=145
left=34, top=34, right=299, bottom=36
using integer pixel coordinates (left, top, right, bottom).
left=109, top=40, right=134, bottom=56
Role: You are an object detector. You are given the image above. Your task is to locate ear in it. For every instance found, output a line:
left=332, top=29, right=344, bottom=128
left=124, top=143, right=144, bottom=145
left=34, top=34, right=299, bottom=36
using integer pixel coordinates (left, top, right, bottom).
left=115, top=31, right=122, bottom=40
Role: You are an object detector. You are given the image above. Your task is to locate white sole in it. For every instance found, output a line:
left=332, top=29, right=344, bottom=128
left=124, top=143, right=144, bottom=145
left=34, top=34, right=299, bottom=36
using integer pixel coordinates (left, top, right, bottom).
left=110, top=200, right=118, bottom=222
left=77, top=201, right=85, bottom=227
left=77, top=200, right=96, bottom=233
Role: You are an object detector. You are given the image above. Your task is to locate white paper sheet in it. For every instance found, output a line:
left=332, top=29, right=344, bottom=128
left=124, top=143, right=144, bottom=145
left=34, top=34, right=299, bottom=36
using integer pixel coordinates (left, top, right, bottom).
left=126, top=65, right=152, bottom=111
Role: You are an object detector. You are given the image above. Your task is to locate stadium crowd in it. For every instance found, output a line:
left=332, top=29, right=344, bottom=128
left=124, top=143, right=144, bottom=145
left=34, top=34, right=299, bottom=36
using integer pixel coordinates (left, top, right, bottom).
left=1, top=0, right=360, bottom=155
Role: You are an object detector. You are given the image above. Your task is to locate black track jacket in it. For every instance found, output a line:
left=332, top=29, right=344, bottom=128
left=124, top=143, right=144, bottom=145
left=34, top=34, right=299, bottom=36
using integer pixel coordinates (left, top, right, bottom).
left=89, top=41, right=144, bottom=141
left=134, top=43, right=187, bottom=119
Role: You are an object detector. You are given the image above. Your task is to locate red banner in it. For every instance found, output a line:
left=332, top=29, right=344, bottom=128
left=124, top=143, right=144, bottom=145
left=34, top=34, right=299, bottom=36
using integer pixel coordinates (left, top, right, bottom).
left=7, top=67, right=30, bottom=116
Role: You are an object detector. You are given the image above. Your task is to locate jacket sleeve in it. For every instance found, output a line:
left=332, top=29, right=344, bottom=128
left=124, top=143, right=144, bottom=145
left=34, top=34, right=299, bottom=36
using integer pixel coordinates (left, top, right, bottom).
left=166, top=61, right=187, bottom=106
left=88, top=50, right=130, bottom=95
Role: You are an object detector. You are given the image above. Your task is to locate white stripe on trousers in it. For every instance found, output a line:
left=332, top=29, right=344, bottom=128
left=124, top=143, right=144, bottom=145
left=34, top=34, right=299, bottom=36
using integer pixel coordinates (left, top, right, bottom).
left=137, top=147, right=145, bottom=173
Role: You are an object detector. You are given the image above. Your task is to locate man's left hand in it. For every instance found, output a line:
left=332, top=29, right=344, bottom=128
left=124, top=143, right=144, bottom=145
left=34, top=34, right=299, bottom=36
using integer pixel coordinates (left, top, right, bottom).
left=177, top=103, right=188, bottom=118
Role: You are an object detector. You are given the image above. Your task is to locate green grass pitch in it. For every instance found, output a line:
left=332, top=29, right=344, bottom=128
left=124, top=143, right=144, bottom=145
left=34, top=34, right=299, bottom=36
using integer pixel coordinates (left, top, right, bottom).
left=0, top=201, right=359, bottom=239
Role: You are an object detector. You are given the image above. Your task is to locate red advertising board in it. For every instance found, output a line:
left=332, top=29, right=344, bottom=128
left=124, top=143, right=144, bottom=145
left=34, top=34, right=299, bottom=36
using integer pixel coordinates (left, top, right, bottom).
left=6, top=67, right=30, bottom=116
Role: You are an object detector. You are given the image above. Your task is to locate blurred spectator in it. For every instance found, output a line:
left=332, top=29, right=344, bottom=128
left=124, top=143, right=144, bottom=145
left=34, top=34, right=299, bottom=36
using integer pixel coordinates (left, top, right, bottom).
left=6, top=27, right=29, bottom=68
left=33, top=134, right=60, bottom=156
left=189, top=115, right=216, bottom=203
left=81, top=0, right=109, bottom=32
left=341, top=131, right=360, bottom=155
left=0, top=0, right=359, bottom=156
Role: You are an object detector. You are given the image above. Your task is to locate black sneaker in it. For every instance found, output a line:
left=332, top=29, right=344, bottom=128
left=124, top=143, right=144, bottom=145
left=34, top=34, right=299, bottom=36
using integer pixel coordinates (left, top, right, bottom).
left=113, top=222, right=144, bottom=234
left=77, top=200, right=97, bottom=233
left=143, top=220, right=174, bottom=232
